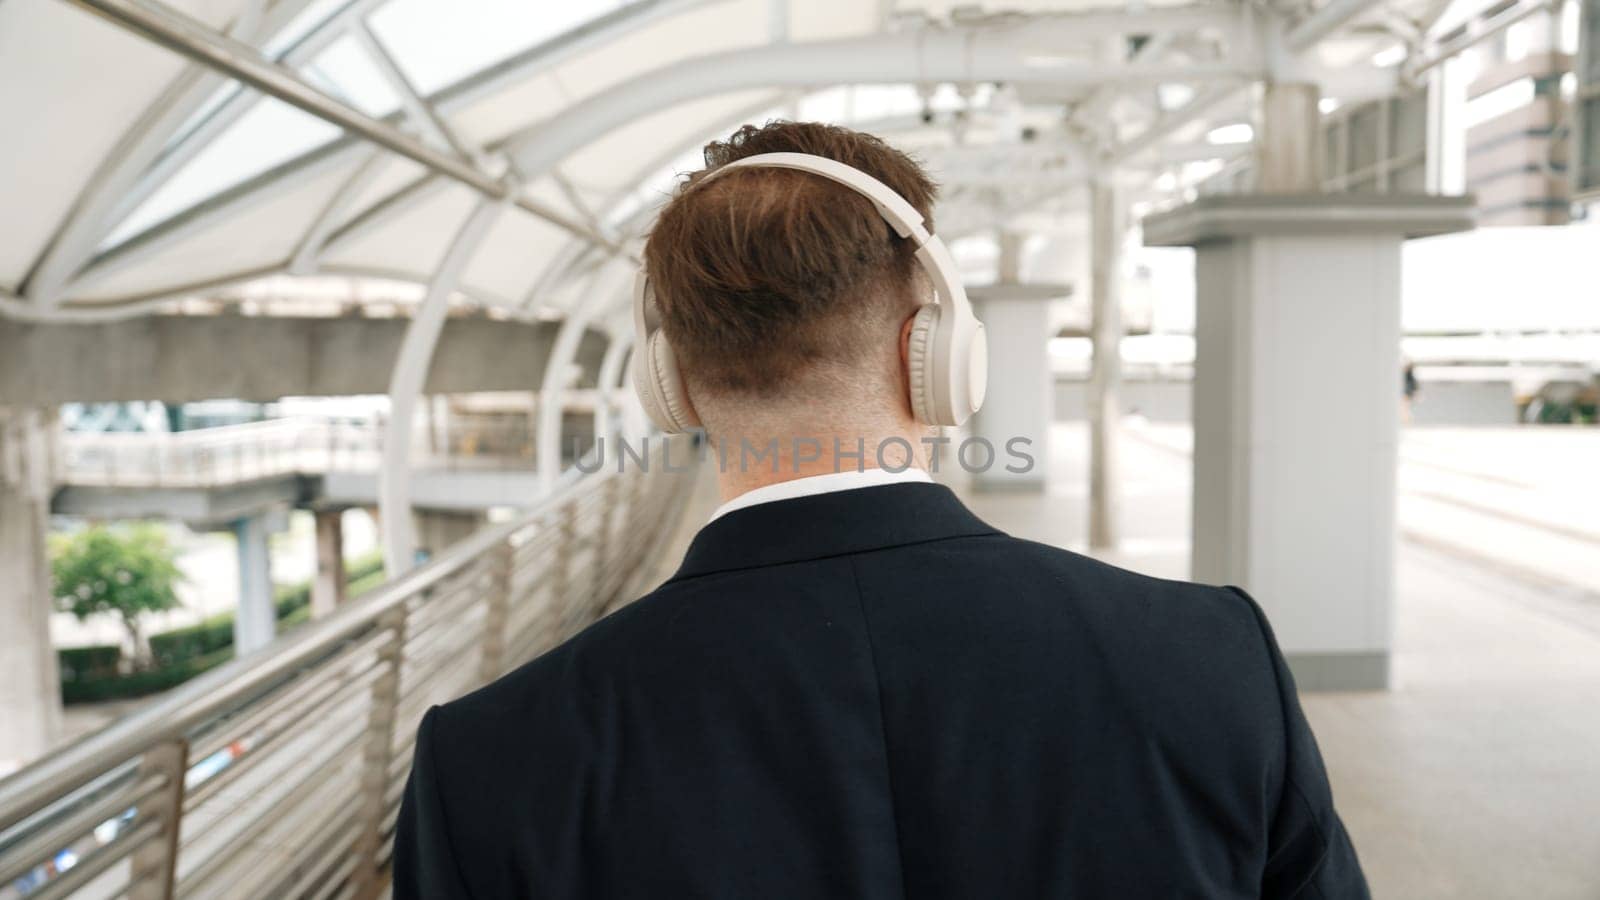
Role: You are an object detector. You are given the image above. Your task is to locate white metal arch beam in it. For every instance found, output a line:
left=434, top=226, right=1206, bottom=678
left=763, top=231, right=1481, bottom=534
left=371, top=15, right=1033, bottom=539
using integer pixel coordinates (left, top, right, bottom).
left=505, top=7, right=1259, bottom=180
left=1288, top=0, right=1388, bottom=51
left=536, top=264, right=633, bottom=491
left=593, top=325, right=635, bottom=450
left=288, top=149, right=388, bottom=275
left=378, top=197, right=504, bottom=574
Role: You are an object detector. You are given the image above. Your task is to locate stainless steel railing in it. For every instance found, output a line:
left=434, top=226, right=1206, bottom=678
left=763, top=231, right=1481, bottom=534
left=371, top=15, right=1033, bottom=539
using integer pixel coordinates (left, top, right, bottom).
left=0, top=443, right=696, bottom=900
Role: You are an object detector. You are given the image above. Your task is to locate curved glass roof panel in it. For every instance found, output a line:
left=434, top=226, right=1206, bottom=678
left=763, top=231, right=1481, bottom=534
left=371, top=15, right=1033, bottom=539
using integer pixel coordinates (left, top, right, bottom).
left=304, top=35, right=404, bottom=118
left=367, top=0, right=634, bottom=95
left=104, top=98, right=343, bottom=249
left=78, top=162, right=356, bottom=301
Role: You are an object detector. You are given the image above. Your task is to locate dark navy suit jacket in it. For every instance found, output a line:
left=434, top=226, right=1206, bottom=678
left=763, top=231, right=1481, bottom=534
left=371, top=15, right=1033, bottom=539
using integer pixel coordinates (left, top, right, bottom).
left=393, top=482, right=1367, bottom=898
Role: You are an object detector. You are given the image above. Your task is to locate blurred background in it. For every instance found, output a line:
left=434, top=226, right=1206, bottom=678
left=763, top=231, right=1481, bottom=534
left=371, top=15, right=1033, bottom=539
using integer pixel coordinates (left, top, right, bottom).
left=0, top=0, right=1597, bottom=897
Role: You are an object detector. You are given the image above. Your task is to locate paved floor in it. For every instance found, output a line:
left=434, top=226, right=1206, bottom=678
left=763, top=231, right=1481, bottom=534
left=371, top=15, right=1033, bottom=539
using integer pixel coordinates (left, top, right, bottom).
left=954, top=422, right=1600, bottom=900
left=1314, top=542, right=1600, bottom=899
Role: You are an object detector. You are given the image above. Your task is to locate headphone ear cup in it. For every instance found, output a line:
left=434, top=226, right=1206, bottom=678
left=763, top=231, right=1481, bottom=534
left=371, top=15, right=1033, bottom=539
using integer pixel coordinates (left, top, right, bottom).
left=630, top=331, right=670, bottom=432
left=906, top=304, right=941, bottom=425
left=647, top=330, right=698, bottom=432
left=631, top=329, right=692, bottom=433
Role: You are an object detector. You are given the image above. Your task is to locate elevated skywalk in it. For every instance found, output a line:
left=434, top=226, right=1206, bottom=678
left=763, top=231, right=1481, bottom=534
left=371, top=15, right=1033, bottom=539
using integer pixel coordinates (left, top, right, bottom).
left=50, top=415, right=589, bottom=520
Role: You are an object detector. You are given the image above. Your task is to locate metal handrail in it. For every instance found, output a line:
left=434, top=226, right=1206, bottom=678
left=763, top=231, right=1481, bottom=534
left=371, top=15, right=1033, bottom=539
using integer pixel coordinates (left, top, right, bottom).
left=0, top=441, right=696, bottom=898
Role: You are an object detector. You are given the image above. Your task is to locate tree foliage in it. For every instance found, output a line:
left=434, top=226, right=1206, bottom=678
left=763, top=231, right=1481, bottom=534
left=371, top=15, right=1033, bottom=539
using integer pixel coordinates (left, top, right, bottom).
left=52, top=523, right=184, bottom=666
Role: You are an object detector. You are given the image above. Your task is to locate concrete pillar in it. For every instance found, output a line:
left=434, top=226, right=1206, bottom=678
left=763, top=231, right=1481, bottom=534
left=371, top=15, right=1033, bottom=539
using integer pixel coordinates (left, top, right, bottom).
left=968, top=232, right=1056, bottom=492
left=232, top=512, right=278, bottom=656
left=1088, top=176, right=1125, bottom=550
left=414, top=510, right=484, bottom=561
left=311, top=508, right=346, bottom=619
left=1144, top=194, right=1475, bottom=689
left=1256, top=82, right=1322, bottom=193
left=0, top=408, right=63, bottom=772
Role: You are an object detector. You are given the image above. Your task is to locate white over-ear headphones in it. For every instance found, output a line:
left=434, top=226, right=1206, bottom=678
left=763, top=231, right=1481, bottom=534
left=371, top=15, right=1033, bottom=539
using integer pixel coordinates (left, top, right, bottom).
left=632, top=151, right=987, bottom=433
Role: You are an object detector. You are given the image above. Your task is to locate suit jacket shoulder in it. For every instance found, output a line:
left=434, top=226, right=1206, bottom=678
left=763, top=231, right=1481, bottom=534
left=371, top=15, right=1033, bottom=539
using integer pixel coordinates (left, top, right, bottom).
left=393, top=483, right=1367, bottom=900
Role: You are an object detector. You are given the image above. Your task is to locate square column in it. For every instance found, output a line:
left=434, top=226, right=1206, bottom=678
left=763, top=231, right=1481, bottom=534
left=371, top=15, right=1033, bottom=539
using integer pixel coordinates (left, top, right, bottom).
left=1088, top=178, right=1125, bottom=548
left=232, top=508, right=285, bottom=656
left=0, top=408, right=63, bottom=772
left=1145, top=195, right=1474, bottom=690
left=968, top=284, right=1061, bottom=492
left=414, top=510, right=485, bottom=560
left=311, top=508, right=346, bottom=618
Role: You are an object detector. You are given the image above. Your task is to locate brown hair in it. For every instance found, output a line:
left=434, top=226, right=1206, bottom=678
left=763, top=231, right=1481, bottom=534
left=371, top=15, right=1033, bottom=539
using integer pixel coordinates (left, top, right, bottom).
left=643, top=121, right=938, bottom=397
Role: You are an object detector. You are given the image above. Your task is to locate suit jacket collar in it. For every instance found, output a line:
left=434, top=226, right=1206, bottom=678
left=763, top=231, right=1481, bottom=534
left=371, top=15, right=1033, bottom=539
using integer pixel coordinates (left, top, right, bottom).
left=670, top=482, right=1001, bottom=582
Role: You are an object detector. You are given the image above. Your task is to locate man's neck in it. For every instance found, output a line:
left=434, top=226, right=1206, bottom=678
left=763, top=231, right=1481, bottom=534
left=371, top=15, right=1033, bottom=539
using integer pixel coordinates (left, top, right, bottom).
left=710, top=425, right=929, bottom=503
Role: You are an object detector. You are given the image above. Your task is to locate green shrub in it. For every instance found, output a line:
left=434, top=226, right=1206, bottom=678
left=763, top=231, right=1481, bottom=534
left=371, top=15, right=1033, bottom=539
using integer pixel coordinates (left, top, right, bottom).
left=62, top=646, right=234, bottom=704
left=347, top=551, right=385, bottom=581
left=348, top=569, right=387, bottom=598
left=148, top=613, right=234, bottom=666
left=63, top=549, right=393, bottom=704
left=58, top=644, right=122, bottom=682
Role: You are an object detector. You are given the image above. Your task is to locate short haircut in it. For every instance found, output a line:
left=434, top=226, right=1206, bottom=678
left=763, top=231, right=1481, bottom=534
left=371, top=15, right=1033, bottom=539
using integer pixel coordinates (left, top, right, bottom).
left=643, top=121, right=938, bottom=397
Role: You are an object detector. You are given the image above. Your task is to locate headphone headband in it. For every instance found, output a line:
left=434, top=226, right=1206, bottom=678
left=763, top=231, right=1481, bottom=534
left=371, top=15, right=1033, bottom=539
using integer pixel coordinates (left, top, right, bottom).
left=632, top=151, right=987, bottom=433
left=702, top=152, right=931, bottom=243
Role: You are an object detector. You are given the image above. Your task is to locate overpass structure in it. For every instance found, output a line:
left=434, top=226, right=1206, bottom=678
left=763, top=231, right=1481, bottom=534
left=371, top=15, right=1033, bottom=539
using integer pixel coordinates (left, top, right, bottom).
left=1, top=0, right=1592, bottom=895
left=49, top=413, right=587, bottom=657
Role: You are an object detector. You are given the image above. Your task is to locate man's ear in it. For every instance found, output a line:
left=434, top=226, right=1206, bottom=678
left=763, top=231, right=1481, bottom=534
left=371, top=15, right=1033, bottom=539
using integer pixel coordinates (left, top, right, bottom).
left=899, top=312, right=917, bottom=374
left=896, top=311, right=920, bottom=419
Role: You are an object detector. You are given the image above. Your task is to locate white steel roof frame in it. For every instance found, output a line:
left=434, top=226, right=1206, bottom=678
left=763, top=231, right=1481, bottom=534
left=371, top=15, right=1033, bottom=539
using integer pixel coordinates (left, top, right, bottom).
left=4, top=0, right=1478, bottom=546
left=13, top=0, right=1434, bottom=319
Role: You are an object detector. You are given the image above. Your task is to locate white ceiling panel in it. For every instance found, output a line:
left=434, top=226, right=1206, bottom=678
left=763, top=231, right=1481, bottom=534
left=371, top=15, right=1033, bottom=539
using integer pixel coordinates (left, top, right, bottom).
left=789, top=0, right=881, bottom=41
left=321, top=183, right=479, bottom=279
left=0, top=0, right=249, bottom=287
left=72, top=162, right=351, bottom=302
left=458, top=209, right=569, bottom=302
left=558, top=89, right=774, bottom=194
left=551, top=1, right=767, bottom=106
left=331, top=155, right=431, bottom=232
left=451, top=73, right=570, bottom=148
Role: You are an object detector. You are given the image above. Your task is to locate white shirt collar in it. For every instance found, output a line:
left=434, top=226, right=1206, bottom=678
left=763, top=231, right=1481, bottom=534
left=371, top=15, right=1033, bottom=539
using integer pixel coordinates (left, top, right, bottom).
left=709, top=467, right=933, bottom=523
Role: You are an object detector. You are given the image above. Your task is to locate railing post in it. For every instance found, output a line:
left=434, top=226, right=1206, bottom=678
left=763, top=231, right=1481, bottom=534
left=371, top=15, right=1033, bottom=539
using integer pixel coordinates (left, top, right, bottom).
left=479, top=542, right=514, bottom=682
left=552, top=499, right=580, bottom=634
left=626, top=465, right=646, bottom=534
left=127, top=738, right=188, bottom=900
left=592, top=476, right=622, bottom=612
left=351, top=606, right=406, bottom=900
left=610, top=467, right=649, bottom=602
